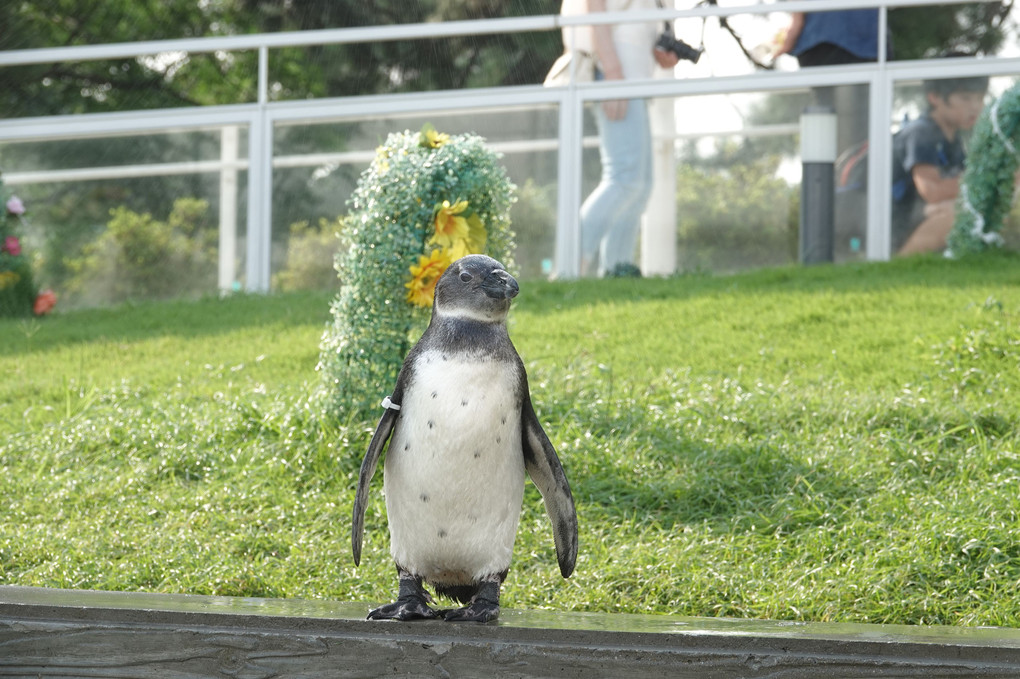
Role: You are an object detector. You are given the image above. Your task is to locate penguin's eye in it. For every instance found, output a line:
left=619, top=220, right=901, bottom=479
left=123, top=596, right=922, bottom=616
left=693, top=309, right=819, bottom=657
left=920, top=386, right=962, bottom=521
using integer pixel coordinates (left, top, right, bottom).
left=459, top=271, right=473, bottom=283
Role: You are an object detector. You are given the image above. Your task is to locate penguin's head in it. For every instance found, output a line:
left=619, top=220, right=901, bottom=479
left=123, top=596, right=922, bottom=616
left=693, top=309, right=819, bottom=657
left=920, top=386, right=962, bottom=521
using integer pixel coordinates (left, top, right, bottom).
left=433, top=254, right=519, bottom=323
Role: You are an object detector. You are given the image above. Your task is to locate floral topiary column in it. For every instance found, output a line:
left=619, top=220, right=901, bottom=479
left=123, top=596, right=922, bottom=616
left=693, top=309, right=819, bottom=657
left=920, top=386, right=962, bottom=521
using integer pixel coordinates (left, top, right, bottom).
left=317, top=125, right=516, bottom=419
left=948, top=82, right=1020, bottom=256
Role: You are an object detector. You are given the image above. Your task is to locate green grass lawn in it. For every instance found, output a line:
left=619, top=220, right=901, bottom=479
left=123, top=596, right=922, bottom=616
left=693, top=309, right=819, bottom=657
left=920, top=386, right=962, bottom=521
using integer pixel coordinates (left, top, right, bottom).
left=3, top=253, right=1020, bottom=626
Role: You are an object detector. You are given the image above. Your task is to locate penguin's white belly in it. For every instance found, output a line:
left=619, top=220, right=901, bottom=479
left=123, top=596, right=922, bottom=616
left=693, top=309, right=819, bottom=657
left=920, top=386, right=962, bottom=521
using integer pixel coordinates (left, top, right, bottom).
left=384, top=351, right=524, bottom=585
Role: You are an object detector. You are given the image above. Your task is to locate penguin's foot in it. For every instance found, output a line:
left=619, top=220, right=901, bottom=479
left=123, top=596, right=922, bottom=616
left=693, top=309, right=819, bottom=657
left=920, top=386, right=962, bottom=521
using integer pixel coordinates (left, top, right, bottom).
left=369, top=567, right=439, bottom=621
left=440, top=599, right=500, bottom=623
left=367, top=595, right=439, bottom=621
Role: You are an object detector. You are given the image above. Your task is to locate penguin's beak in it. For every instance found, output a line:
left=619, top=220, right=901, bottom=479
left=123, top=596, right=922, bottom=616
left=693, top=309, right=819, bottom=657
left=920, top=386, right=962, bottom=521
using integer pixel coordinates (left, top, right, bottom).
left=481, top=269, right=519, bottom=300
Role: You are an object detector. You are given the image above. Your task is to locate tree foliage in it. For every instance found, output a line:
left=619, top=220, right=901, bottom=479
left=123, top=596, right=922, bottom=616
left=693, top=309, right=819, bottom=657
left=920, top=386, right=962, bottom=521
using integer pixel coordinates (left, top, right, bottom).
left=888, top=2, right=1015, bottom=59
left=0, top=0, right=561, bottom=117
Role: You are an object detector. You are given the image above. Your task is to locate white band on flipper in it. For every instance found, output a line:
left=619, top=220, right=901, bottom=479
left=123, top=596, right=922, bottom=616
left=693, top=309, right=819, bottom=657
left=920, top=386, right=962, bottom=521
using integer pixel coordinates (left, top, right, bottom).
left=381, top=396, right=401, bottom=411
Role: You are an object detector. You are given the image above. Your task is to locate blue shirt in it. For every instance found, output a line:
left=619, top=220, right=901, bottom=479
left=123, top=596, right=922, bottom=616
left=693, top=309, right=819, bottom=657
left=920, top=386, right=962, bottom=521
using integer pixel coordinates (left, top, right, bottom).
left=792, top=9, right=880, bottom=60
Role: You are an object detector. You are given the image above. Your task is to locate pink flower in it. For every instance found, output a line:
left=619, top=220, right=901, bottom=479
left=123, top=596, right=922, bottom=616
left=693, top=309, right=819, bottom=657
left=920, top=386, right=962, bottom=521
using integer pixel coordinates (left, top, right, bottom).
left=6, top=196, right=25, bottom=215
left=33, top=289, right=57, bottom=316
left=3, top=236, right=20, bottom=256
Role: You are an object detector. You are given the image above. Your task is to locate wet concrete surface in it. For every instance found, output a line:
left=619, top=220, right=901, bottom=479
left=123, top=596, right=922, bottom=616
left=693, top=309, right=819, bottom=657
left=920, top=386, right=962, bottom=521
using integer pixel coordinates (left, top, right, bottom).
left=3, top=585, right=1020, bottom=677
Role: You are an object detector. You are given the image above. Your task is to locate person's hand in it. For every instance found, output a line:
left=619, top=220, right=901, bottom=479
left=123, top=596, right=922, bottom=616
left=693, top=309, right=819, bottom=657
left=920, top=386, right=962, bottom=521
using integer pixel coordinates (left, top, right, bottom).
left=773, top=27, right=794, bottom=58
left=654, top=47, right=679, bottom=69
left=775, top=14, right=802, bottom=59
left=599, top=67, right=627, bottom=121
left=601, top=98, right=627, bottom=120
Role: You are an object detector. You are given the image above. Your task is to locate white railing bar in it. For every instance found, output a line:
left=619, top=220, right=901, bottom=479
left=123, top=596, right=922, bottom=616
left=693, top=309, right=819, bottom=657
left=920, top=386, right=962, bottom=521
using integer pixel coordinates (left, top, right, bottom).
left=264, top=86, right=563, bottom=124
left=883, top=54, right=1020, bottom=80
left=0, top=105, right=260, bottom=143
left=3, top=160, right=248, bottom=185
left=271, top=101, right=558, bottom=128
left=2, top=56, right=1015, bottom=146
left=570, top=57, right=1020, bottom=102
left=4, top=122, right=802, bottom=185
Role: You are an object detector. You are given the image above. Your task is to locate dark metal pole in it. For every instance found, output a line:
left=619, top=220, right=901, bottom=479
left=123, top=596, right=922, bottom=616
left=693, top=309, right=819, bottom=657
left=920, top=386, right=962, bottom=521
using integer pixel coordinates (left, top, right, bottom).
left=799, top=106, right=837, bottom=264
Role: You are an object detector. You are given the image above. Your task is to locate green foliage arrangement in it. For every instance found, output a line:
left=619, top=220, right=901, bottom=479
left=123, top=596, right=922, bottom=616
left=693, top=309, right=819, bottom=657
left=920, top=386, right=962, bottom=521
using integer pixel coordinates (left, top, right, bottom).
left=0, top=176, right=54, bottom=318
left=317, top=125, right=516, bottom=419
left=64, top=198, right=217, bottom=307
left=949, top=82, right=1020, bottom=256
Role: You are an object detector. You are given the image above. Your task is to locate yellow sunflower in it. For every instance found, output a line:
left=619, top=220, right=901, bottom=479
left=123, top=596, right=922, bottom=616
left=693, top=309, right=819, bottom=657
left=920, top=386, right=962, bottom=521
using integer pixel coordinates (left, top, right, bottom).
left=419, top=123, right=450, bottom=149
left=374, top=145, right=391, bottom=174
left=405, top=248, right=453, bottom=308
left=430, top=200, right=487, bottom=258
left=0, top=271, right=21, bottom=291
left=431, top=199, right=470, bottom=249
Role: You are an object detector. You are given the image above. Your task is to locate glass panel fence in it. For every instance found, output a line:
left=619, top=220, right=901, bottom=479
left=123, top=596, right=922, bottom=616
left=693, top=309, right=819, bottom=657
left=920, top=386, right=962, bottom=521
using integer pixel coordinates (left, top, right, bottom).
left=1, top=127, right=249, bottom=307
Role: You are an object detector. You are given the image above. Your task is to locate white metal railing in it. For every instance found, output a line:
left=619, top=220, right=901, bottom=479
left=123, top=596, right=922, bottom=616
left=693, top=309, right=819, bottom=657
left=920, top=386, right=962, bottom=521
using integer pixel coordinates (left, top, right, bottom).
left=0, top=0, right=1017, bottom=289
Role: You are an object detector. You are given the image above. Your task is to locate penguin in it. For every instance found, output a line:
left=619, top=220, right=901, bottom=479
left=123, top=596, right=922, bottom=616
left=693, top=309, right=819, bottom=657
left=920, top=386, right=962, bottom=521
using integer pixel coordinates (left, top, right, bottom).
left=351, top=254, right=578, bottom=623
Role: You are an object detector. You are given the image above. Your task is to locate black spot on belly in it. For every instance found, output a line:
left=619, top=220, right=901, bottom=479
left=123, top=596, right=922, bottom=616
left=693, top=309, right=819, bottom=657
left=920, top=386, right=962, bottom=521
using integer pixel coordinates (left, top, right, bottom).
left=501, top=416, right=506, bottom=425
left=431, top=391, right=438, bottom=399
left=420, top=493, right=429, bottom=503
left=404, top=443, right=410, bottom=451
left=496, top=435, right=501, bottom=444
left=473, top=451, right=481, bottom=459
left=438, top=529, right=447, bottom=538
left=428, top=420, right=434, bottom=429
left=461, top=399, right=468, bottom=406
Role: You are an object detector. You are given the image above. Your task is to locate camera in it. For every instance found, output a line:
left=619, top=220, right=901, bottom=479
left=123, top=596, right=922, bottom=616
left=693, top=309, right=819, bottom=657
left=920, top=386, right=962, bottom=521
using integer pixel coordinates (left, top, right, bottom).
left=655, top=25, right=704, bottom=64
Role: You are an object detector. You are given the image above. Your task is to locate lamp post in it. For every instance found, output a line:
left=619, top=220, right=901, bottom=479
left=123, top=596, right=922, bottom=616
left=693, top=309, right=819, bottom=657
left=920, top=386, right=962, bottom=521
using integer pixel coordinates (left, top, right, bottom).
left=799, top=106, right=837, bottom=264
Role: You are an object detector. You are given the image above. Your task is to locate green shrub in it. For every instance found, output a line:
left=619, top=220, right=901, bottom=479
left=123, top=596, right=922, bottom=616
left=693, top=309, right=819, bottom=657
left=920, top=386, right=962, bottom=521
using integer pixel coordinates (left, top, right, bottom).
left=64, top=198, right=217, bottom=306
left=675, top=159, right=797, bottom=273
left=949, top=81, right=1020, bottom=256
left=273, top=218, right=343, bottom=292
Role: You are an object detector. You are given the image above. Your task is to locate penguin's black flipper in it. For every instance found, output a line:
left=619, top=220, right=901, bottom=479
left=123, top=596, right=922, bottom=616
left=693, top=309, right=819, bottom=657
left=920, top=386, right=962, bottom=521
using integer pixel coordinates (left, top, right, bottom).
left=521, top=395, right=578, bottom=579
left=352, top=404, right=399, bottom=567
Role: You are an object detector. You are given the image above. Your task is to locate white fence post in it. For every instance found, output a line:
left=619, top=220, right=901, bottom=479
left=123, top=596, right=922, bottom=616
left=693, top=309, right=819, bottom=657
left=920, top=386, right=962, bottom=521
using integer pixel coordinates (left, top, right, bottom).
left=218, top=125, right=239, bottom=293
left=244, top=46, right=273, bottom=293
left=642, top=95, right=678, bottom=276
left=555, top=88, right=583, bottom=279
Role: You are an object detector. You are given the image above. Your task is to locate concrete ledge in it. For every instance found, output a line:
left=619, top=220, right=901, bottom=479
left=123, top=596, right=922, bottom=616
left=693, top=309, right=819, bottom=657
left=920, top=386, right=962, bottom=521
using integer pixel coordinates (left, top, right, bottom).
left=3, top=586, right=1020, bottom=678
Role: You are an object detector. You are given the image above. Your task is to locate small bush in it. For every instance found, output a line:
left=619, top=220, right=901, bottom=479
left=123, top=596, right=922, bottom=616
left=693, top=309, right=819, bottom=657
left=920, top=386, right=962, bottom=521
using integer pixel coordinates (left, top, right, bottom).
left=273, top=218, right=343, bottom=292
left=64, top=198, right=217, bottom=306
left=675, top=160, right=797, bottom=273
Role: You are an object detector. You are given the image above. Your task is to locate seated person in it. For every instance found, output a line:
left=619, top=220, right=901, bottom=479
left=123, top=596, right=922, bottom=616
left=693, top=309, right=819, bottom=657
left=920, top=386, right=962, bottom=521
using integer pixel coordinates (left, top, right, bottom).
left=891, top=73, right=988, bottom=255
